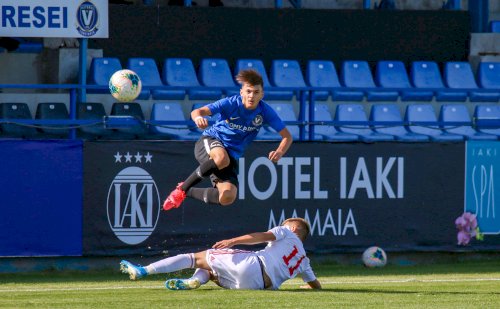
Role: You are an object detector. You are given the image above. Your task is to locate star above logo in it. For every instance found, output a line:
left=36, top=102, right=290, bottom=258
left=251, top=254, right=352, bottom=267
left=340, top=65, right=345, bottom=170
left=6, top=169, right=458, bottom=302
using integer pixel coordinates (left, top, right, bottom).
left=134, top=152, right=142, bottom=163
left=114, top=152, right=153, bottom=163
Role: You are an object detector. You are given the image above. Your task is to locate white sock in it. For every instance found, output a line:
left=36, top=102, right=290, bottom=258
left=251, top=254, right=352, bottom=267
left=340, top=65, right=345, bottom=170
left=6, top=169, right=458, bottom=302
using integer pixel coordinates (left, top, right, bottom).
left=146, top=253, right=195, bottom=275
left=190, top=268, right=210, bottom=284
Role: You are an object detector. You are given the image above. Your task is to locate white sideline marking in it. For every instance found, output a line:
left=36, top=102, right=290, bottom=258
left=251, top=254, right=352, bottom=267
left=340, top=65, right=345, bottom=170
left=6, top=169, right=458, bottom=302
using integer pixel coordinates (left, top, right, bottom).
left=0, top=278, right=500, bottom=293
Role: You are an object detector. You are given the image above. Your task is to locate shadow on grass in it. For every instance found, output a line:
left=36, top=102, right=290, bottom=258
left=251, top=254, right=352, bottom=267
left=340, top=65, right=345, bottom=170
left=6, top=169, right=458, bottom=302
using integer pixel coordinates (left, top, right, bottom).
left=283, top=288, right=500, bottom=296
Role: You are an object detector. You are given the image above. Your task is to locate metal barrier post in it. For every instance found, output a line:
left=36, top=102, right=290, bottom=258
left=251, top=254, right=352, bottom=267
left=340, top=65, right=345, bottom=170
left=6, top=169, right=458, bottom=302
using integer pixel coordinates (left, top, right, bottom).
left=69, top=88, right=77, bottom=140
left=308, top=91, right=315, bottom=141
left=299, top=90, right=306, bottom=141
left=78, top=38, right=88, bottom=103
left=469, top=0, right=489, bottom=33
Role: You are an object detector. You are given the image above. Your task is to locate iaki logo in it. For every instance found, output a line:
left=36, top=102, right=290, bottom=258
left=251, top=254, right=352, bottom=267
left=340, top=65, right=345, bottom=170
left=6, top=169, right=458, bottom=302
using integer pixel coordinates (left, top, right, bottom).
left=107, top=152, right=159, bottom=245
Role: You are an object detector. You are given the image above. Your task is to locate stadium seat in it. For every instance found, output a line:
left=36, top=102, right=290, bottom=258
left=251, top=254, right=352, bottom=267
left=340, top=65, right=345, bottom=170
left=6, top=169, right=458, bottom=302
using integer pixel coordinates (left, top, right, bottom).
left=477, top=62, right=500, bottom=90
left=444, top=62, right=499, bottom=102
left=256, top=102, right=302, bottom=140
left=87, top=57, right=122, bottom=94
left=341, top=61, right=398, bottom=101
left=308, top=103, right=358, bottom=141
left=410, top=61, right=467, bottom=102
left=150, top=102, right=200, bottom=140
left=370, top=104, right=429, bottom=142
left=306, top=60, right=363, bottom=101
left=489, top=20, right=500, bottom=33
left=439, top=104, right=497, bottom=140
left=77, top=102, right=112, bottom=139
left=334, top=104, right=394, bottom=142
left=0, top=102, right=38, bottom=138
left=270, top=60, right=306, bottom=101
left=35, top=102, right=69, bottom=138
left=376, top=61, right=433, bottom=101
left=473, top=105, right=500, bottom=137
left=127, top=58, right=173, bottom=100
left=110, top=102, right=148, bottom=138
left=199, top=58, right=239, bottom=97
left=234, top=59, right=292, bottom=100
left=405, top=104, right=464, bottom=142
left=162, top=58, right=219, bottom=100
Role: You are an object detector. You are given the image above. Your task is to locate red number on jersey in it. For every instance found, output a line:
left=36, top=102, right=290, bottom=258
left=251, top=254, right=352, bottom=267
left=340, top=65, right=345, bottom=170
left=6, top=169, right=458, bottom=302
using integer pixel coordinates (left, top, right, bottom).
left=282, top=245, right=305, bottom=276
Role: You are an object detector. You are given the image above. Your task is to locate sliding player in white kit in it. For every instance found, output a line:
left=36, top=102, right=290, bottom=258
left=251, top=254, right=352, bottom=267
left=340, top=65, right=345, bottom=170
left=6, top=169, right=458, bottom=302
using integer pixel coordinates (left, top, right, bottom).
left=120, top=218, right=322, bottom=290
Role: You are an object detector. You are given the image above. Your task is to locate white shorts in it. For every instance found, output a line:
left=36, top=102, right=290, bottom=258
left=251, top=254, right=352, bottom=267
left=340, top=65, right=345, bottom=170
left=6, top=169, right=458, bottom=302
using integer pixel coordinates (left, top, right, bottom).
left=205, top=249, right=264, bottom=290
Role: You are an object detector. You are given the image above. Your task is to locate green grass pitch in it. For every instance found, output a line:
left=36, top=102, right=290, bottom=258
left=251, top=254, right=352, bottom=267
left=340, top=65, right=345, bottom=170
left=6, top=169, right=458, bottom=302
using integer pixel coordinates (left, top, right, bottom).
left=0, top=258, right=499, bottom=308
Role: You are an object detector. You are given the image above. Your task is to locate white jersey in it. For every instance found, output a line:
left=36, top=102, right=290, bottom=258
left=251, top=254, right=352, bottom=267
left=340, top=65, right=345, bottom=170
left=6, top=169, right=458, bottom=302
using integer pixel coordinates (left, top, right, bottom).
left=256, top=226, right=316, bottom=289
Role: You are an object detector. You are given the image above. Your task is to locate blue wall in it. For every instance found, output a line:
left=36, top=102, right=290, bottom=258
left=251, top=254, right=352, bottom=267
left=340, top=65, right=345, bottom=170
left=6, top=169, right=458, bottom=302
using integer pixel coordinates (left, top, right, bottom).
left=0, top=140, right=82, bottom=256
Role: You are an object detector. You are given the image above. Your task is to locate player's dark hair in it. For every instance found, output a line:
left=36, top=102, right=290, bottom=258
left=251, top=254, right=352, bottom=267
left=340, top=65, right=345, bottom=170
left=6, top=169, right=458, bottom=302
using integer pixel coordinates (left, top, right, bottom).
left=281, top=218, right=311, bottom=241
left=235, top=69, right=264, bottom=87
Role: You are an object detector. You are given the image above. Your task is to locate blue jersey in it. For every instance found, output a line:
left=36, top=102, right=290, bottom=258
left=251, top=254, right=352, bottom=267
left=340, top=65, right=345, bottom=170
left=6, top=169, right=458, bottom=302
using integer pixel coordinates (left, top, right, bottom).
left=202, top=95, right=285, bottom=159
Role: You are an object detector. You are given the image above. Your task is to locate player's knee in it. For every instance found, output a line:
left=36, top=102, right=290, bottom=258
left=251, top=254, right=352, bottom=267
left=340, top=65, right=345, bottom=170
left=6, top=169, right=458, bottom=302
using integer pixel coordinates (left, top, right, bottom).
left=212, top=154, right=230, bottom=169
left=219, top=189, right=237, bottom=206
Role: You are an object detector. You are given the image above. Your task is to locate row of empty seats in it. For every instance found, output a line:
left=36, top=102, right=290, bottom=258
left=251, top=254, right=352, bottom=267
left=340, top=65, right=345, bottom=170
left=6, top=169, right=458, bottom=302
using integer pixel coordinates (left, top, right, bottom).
left=1, top=101, right=499, bottom=142
left=87, top=57, right=500, bottom=102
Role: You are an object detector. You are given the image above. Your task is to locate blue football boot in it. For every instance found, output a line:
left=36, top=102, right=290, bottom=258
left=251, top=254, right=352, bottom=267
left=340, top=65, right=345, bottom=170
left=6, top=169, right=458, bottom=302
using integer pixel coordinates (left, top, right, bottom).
left=120, top=260, right=148, bottom=280
left=165, top=278, right=201, bottom=290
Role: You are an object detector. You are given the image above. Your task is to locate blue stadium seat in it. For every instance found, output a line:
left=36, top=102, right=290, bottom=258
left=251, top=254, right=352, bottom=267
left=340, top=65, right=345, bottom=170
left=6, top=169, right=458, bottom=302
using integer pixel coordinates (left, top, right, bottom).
left=270, top=60, right=306, bottom=101
left=87, top=57, right=122, bottom=94
left=341, top=61, right=398, bottom=101
left=256, top=102, right=301, bottom=140
left=473, top=105, right=500, bottom=137
left=308, top=103, right=358, bottom=141
left=376, top=61, right=433, bottom=101
left=370, top=104, right=429, bottom=142
left=439, top=104, right=497, bottom=140
left=127, top=58, right=173, bottom=100
left=410, top=61, right=467, bottom=102
left=489, top=20, right=500, bottom=33
left=35, top=103, right=69, bottom=138
left=199, top=58, right=238, bottom=97
left=150, top=102, right=200, bottom=140
left=306, top=60, right=335, bottom=101
left=77, top=102, right=112, bottom=139
left=234, top=59, right=291, bottom=100
left=477, top=62, right=500, bottom=90
left=306, top=60, right=363, bottom=101
left=444, top=62, right=499, bottom=102
left=110, top=102, right=148, bottom=139
left=334, top=104, right=394, bottom=142
left=162, top=58, right=219, bottom=100
left=405, top=104, right=463, bottom=141
left=0, top=103, right=38, bottom=138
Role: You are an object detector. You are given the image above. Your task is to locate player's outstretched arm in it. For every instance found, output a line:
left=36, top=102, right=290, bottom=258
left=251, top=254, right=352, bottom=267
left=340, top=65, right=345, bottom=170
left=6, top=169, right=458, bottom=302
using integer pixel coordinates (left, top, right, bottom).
left=191, top=106, right=212, bottom=129
left=268, top=128, right=293, bottom=163
left=300, top=279, right=322, bottom=289
left=212, top=232, right=276, bottom=249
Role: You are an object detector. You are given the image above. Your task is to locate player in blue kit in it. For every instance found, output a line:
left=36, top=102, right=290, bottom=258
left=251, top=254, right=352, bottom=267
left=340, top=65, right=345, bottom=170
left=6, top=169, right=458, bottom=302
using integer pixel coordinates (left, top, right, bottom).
left=163, top=69, right=293, bottom=211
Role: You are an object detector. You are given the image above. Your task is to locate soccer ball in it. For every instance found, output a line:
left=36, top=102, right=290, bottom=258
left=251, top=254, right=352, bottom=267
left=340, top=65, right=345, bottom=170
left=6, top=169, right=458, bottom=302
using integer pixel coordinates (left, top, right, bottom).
left=362, top=246, right=387, bottom=268
left=108, top=69, right=142, bottom=102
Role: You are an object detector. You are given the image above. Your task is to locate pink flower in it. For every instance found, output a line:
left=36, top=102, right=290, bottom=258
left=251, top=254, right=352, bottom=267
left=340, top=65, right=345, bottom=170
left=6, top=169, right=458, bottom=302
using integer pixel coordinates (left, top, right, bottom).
left=455, top=216, right=467, bottom=229
left=455, top=212, right=482, bottom=246
left=457, top=230, right=471, bottom=245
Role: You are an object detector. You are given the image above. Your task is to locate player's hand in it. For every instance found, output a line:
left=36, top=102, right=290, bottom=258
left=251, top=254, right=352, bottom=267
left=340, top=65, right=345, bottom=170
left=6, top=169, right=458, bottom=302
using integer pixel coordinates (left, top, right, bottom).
left=299, top=284, right=312, bottom=289
left=194, top=116, right=209, bottom=129
left=212, top=239, right=234, bottom=249
left=268, top=150, right=284, bottom=163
